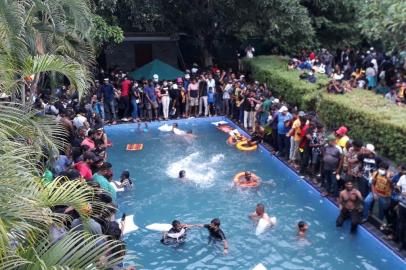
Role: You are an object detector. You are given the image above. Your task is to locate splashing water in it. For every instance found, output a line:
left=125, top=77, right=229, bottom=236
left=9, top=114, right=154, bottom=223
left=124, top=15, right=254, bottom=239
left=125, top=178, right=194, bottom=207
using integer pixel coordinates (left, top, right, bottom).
left=166, top=152, right=225, bottom=186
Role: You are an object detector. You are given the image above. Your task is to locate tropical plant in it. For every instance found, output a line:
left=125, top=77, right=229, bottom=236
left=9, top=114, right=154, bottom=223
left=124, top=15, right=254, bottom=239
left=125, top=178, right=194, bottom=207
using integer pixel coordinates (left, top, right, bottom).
left=0, top=102, right=126, bottom=269
left=0, top=0, right=94, bottom=101
left=359, top=0, right=406, bottom=52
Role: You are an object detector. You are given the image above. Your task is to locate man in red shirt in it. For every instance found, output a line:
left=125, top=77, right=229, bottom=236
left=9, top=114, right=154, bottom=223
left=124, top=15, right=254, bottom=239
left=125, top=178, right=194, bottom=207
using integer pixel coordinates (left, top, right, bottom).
left=74, top=151, right=96, bottom=180
left=120, top=76, right=132, bottom=121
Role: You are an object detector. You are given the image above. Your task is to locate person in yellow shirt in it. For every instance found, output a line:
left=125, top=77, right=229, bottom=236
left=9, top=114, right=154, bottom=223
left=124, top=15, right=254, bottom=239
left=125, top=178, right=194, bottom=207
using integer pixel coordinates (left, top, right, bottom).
left=398, top=81, right=406, bottom=103
left=336, top=126, right=349, bottom=149
left=288, top=111, right=305, bottom=163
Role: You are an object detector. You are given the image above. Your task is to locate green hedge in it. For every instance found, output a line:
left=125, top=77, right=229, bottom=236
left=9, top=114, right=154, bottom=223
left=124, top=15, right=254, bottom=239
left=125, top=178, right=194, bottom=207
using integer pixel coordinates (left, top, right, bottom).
left=246, top=55, right=406, bottom=164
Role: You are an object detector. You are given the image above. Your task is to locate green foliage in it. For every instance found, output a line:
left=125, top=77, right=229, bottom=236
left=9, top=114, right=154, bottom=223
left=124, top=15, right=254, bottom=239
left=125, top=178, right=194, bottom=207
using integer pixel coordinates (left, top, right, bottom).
left=246, top=56, right=328, bottom=110
left=0, top=0, right=98, bottom=97
left=300, top=0, right=363, bottom=50
left=247, top=56, right=406, bottom=164
left=95, top=0, right=316, bottom=60
left=0, top=103, right=126, bottom=268
left=91, top=15, right=124, bottom=49
left=359, top=0, right=406, bottom=51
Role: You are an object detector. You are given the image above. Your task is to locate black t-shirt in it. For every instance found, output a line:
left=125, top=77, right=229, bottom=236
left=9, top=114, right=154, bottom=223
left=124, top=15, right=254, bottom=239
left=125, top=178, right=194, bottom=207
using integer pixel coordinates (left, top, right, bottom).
left=204, top=224, right=226, bottom=241
left=242, top=97, right=254, bottom=112
left=199, top=80, right=208, bottom=96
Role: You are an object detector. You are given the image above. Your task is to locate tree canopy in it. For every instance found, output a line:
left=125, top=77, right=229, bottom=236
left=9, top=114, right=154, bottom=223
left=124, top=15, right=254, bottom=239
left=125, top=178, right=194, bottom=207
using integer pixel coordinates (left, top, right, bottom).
left=359, top=0, right=406, bottom=52
left=94, top=0, right=404, bottom=62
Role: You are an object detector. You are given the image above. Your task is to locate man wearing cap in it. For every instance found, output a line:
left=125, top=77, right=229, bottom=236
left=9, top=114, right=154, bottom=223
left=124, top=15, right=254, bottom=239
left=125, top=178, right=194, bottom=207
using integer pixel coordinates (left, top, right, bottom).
left=335, top=126, right=349, bottom=149
left=144, top=80, right=158, bottom=121
left=101, top=78, right=117, bottom=124
left=92, top=162, right=117, bottom=202
left=357, top=144, right=382, bottom=198
left=277, top=105, right=292, bottom=159
left=321, top=134, right=343, bottom=198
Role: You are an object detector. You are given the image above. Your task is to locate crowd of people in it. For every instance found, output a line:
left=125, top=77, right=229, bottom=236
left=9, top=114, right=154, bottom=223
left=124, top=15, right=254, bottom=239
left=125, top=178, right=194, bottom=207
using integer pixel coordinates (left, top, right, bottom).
left=32, top=55, right=406, bottom=262
left=288, top=47, right=406, bottom=104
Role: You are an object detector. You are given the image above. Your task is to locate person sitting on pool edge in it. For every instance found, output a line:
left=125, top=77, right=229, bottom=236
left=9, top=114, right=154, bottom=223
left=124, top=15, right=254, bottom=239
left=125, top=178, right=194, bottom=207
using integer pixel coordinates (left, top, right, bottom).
left=249, top=203, right=273, bottom=224
left=161, top=220, right=193, bottom=245
left=297, top=221, right=308, bottom=237
left=247, top=121, right=265, bottom=146
left=195, top=218, right=228, bottom=254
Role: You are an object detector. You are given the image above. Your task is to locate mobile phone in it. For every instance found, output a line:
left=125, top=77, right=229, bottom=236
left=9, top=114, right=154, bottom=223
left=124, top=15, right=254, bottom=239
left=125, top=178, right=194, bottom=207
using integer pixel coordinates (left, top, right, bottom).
left=121, top=213, right=126, bottom=221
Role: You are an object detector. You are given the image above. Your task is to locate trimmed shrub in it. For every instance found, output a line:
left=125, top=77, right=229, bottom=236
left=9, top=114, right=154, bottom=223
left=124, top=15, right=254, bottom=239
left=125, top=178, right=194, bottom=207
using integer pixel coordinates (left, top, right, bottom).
left=246, top=55, right=406, bottom=164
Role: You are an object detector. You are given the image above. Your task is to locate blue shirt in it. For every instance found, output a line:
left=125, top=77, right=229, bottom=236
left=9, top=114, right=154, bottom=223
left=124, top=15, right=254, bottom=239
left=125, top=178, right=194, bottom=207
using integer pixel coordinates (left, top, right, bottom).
left=53, top=155, right=71, bottom=175
left=391, top=173, right=402, bottom=201
left=101, top=83, right=115, bottom=102
left=144, top=86, right=157, bottom=102
left=277, top=112, right=292, bottom=135
left=208, top=91, right=215, bottom=103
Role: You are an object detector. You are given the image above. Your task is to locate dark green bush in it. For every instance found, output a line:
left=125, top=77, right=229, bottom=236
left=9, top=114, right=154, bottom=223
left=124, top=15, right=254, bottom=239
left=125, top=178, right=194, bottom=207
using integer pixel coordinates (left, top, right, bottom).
left=246, top=56, right=406, bottom=164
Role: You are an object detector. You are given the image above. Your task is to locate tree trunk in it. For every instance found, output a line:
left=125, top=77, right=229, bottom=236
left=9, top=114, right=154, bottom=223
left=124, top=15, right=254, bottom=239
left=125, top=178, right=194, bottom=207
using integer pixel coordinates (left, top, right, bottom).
left=202, top=46, right=213, bottom=67
left=197, top=34, right=213, bottom=67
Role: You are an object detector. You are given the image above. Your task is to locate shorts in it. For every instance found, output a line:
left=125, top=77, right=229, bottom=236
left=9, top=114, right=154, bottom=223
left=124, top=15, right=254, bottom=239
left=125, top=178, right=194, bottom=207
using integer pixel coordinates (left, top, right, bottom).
left=189, top=97, right=199, bottom=106
left=145, top=100, right=158, bottom=110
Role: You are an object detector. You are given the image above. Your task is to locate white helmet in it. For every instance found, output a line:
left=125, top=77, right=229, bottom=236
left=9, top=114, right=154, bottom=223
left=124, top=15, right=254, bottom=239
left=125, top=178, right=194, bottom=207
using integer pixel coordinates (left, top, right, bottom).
left=153, top=74, right=159, bottom=82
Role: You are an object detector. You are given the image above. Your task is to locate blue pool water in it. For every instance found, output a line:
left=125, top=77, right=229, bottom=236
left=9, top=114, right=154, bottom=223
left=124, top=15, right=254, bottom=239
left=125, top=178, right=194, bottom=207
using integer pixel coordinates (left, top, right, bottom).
left=106, top=117, right=405, bottom=270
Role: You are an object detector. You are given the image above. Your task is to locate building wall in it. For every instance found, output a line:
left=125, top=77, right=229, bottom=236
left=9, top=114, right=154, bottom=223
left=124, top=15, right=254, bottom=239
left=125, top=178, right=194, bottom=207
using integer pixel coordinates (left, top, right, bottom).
left=105, top=41, right=179, bottom=72
left=152, top=42, right=178, bottom=68
left=105, top=41, right=135, bottom=72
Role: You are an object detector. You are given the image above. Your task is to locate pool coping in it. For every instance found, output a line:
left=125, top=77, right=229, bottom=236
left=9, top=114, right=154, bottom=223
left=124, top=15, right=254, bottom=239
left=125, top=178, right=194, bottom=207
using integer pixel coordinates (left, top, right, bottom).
left=105, top=116, right=406, bottom=264
left=222, top=116, right=406, bottom=262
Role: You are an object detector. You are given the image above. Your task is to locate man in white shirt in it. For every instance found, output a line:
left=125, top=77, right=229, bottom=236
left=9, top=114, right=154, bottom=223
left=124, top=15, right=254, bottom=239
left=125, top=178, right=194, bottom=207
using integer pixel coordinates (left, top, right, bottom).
left=73, top=110, right=89, bottom=130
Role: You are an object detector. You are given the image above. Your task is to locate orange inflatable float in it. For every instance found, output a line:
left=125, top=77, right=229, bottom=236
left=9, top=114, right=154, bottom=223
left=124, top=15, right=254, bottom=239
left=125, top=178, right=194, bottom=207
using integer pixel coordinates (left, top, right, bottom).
left=236, top=141, right=257, bottom=151
left=126, top=144, right=143, bottom=151
left=227, top=133, right=247, bottom=145
left=233, top=172, right=260, bottom=187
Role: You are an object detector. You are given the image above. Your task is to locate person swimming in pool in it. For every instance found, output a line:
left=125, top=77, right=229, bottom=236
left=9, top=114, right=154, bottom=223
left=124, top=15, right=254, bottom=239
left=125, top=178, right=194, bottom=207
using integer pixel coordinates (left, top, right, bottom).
left=249, top=203, right=273, bottom=224
left=171, top=123, right=186, bottom=135
left=196, top=218, right=228, bottom=255
left=113, top=170, right=133, bottom=190
left=243, top=171, right=258, bottom=184
left=161, top=220, right=193, bottom=245
left=297, top=221, right=308, bottom=237
left=171, top=123, right=196, bottom=139
left=179, top=170, right=186, bottom=179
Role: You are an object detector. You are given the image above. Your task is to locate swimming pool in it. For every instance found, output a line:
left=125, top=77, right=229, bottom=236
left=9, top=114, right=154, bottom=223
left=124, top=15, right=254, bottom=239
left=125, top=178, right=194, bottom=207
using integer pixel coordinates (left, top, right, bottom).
left=106, top=117, right=405, bottom=270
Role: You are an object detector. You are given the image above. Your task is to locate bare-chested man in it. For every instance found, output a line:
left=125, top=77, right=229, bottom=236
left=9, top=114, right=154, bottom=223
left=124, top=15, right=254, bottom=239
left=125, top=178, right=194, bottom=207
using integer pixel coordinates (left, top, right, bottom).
left=248, top=121, right=265, bottom=146
left=336, top=179, right=363, bottom=233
